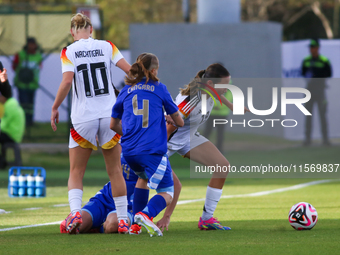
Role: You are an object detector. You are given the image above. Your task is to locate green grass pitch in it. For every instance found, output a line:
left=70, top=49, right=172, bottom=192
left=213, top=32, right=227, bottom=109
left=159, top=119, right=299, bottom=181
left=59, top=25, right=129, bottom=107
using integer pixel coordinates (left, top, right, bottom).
left=0, top=133, right=339, bottom=255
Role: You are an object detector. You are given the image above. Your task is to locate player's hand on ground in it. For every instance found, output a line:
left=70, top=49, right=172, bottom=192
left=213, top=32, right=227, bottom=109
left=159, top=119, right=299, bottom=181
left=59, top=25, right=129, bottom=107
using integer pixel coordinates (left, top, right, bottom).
left=51, top=108, right=59, bottom=131
left=156, top=215, right=170, bottom=232
left=0, top=68, right=8, bottom=83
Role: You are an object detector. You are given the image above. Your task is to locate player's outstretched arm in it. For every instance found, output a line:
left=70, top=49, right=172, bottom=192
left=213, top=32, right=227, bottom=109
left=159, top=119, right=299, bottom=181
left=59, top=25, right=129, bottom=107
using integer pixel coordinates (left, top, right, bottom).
left=170, top=111, right=184, bottom=127
left=156, top=170, right=182, bottom=232
left=51, top=71, right=74, bottom=131
left=110, top=117, right=123, bottom=136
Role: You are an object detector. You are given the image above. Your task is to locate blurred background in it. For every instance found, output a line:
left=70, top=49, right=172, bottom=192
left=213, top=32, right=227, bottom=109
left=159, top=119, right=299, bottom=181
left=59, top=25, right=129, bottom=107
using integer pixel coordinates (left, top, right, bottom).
left=0, top=3, right=339, bottom=251
left=0, top=0, right=339, bottom=161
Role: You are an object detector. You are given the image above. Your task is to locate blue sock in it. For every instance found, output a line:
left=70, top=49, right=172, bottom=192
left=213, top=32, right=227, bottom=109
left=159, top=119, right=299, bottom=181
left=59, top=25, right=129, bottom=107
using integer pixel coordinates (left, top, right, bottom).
left=142, top=195, right=167, bottom=219
left=133, top=188, right=149, bottom=217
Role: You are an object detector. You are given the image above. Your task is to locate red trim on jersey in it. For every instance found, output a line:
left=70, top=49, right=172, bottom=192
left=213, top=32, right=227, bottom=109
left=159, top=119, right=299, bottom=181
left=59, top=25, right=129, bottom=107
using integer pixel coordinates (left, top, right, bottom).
left=70, top=127, right=97, bottom=150
left=106, top=40, right=119, bottom=60
left=178, top=96, right=192, bottom=119
left=61, top=47, right=73, bottom=66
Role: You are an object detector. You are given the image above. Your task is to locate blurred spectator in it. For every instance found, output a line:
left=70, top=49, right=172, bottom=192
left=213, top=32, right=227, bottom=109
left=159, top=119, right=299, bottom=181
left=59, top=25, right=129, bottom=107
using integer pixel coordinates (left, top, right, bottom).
left=301, top=39, right=332, bottom=146
left=203, top=90, right=232, bottom=155
left=0, top=68, right=25, bottom=168
left=12, top=37, right=42, bottom=126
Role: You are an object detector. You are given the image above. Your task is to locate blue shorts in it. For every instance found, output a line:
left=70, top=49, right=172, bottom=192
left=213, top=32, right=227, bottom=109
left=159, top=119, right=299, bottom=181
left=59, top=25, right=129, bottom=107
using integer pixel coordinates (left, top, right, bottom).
left=124, top=154, right=174, bottom=193
left=82, top=197, right=133, bottom=229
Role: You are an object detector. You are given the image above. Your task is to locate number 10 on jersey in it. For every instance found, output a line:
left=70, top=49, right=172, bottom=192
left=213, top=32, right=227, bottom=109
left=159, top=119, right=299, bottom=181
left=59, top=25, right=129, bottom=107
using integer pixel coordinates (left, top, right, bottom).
left=77, top=62, right=109, bottom=97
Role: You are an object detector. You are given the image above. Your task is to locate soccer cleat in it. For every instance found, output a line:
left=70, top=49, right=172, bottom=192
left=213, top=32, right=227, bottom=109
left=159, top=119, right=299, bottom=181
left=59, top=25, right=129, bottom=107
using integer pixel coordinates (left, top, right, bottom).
left=118, top=219, right=129, bottom=234
left=66, top=211, right=82, bottom=234
left=129, top=223, right=142, bottom=235
left=134, top=212, right=163, bottom=237
left=60, top=213, right=72, bottom=234
left=198, top=217, right=231, bottom=230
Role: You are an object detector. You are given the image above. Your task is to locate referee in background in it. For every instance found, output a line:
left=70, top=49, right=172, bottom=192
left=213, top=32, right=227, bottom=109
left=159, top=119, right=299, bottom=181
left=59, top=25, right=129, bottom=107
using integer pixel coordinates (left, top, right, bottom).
left=301, top=39, right=332, bottom=146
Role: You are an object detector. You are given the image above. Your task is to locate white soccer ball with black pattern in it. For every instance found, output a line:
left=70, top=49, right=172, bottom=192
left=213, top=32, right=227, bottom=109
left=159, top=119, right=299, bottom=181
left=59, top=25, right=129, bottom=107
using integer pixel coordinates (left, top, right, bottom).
left=288, top=202, right=318, bottom=230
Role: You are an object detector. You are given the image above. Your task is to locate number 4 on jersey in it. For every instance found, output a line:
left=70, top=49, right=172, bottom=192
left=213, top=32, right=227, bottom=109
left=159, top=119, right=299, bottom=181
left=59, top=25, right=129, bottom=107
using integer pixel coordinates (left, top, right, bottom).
left=132, top=94, right=149, bottom=128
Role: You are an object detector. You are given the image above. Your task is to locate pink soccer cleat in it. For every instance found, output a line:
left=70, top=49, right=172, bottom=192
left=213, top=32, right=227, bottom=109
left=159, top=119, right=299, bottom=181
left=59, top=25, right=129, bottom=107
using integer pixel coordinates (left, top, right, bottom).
left=198, top=217, right=231, bottom=230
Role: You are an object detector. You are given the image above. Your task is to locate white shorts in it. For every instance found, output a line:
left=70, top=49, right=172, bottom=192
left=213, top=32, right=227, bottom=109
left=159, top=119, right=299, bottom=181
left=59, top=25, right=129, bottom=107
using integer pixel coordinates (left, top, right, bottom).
left=69, top=118, right=121, bottom=150
left=167, top=131, right=208, bottom=157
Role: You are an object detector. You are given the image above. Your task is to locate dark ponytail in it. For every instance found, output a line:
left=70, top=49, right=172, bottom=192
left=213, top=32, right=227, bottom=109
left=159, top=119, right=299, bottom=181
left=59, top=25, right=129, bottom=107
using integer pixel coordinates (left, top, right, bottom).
left=180, top=63, right=230, bottom=95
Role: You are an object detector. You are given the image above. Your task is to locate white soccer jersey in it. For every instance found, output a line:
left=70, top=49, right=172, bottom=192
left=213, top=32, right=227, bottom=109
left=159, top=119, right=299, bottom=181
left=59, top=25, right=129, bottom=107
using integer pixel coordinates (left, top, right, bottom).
left=61, top=37, right=124, bottom=124
left=167, top=90, right=214, bottom=151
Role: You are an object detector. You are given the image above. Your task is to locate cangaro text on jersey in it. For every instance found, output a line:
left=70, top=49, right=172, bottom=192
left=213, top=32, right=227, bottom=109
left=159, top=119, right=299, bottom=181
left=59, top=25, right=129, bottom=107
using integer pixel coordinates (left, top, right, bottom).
left=128, top=84, right=155, bottom=93
left=75, top=49, right=104, bottom=58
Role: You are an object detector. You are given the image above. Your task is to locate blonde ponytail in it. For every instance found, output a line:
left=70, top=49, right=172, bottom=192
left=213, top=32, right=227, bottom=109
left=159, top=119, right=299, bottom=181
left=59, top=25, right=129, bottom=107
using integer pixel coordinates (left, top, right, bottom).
left=71, top=13, right=92, bottom=32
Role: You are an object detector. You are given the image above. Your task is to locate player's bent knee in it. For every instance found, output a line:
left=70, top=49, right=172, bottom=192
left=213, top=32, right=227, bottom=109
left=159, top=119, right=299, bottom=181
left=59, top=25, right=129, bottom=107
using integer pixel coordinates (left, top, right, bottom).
left=211, top=169, right=228, bottom=179
left=104, top=223, right=118, bottom=233
left=167, top=195, right=173, bottom=206
left=103, top=213, right=118, bottom=233
left=156, top=190, right=174, bottom=206
left=162, top=193, right=173, bottom=206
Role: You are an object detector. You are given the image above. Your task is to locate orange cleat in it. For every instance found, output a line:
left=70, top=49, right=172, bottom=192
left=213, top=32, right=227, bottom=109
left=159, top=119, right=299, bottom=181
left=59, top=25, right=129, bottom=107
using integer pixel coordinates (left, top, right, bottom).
left=118, top=219, right=129, bottom=234
left=134, top=212, right=162, bottom=237
left=128, top=223, right=142, bottom=235
left=66, top=211, right=82, bottom=235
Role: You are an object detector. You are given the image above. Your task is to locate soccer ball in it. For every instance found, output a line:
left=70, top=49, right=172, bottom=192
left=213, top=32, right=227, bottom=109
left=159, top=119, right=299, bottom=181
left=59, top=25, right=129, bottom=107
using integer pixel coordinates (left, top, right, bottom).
left=288, top=202, right=318, bottom=230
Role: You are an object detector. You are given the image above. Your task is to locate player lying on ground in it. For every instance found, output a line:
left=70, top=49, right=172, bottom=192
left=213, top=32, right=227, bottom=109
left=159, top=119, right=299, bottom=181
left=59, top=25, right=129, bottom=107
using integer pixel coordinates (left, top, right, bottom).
left=60, top=155, right=181, bottom=234
left=111, top=53, right=184, bottom=237
left=167, top=63, right=249, bottom=230
left=60, top=181, right=133, bottom=234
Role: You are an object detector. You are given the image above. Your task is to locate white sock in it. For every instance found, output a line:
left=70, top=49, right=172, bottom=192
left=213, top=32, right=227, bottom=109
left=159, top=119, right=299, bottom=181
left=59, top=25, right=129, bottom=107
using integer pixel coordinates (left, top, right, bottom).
left=68, top=189, right=83, bottom=216
left=201, top=186, right=222, bottom=221
left=113, top=196, right=128, bottom=223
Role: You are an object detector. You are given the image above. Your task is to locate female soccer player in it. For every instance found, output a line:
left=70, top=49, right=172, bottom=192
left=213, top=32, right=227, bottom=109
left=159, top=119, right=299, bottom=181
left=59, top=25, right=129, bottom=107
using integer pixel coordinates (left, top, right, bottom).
left=60, top=154, right=136, bottom=234
left=51, top=13, right=131, bottom=234
left=60, top=154, right=181, bottom=234
left=167, top=63, right=249, bottom=230
left=110, top=53, right=184, bottom=237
